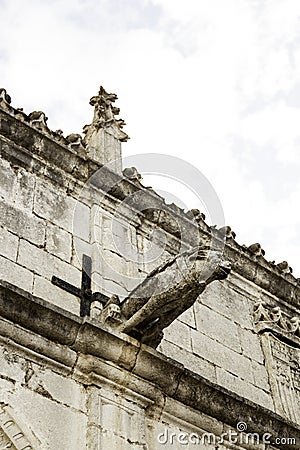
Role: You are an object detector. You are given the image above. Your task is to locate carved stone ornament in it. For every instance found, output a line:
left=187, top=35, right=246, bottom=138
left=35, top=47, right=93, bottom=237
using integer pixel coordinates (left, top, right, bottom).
left=254, top=302, right=300, bottom=423
left=0, top=404, right=39, bottom=449
left=0, top=88, right=12, bottom=112
left=28, top=111, right=49, bottom=133
left=254, top=302, right=300, bottom=344
left=83, top=86, right=129, bottom=144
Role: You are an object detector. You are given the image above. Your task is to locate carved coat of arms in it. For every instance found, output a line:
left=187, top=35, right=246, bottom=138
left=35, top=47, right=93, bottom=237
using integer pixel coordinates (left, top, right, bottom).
left=254, top=302, right=300, bottom=423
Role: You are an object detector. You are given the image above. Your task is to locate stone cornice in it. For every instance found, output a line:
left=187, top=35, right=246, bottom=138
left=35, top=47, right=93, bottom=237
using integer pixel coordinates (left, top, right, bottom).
left=0, top=280, right=299, bottom=449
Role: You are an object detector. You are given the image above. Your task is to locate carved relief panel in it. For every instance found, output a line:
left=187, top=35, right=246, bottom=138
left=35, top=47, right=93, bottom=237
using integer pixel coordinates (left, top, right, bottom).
left=0, top=404, right=38, bottom=450
left=263, top=333, right=300, bottom=423
left=254, top=301, right=300, bottom=423
left=86, top=386, right=147, bottom=450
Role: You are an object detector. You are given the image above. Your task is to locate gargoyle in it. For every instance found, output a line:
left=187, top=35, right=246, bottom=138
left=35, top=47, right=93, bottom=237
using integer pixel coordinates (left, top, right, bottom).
left=100, top=245, right=231, bottom=348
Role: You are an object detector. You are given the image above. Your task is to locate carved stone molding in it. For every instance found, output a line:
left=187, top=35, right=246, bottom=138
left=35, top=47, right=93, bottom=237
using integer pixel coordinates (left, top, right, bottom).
left=254, top=301, right=300, bottom=347
left=0, top=404, right=39, bottom=450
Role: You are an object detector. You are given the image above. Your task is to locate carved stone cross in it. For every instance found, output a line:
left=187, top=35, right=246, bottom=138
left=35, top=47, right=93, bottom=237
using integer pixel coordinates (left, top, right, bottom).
left=52, top=254, right=109, bottom=317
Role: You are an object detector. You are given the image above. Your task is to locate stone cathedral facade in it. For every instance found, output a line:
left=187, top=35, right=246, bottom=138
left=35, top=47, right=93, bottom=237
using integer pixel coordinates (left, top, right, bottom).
left=0, top=86, right=299, bottom=449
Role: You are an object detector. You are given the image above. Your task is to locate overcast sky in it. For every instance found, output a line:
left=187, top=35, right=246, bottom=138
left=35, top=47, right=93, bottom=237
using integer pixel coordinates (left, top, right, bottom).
left=1, top=0, right=300, bottom=276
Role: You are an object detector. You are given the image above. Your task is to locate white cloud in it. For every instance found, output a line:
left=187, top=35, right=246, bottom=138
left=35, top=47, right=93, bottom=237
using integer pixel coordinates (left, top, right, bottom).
left=1, top=0, right=300, bottom=274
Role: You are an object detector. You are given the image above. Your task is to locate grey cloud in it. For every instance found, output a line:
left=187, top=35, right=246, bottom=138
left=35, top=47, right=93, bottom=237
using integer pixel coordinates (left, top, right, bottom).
left=241, top=83, right=300, bottom=116
left=63, top=0, right=163, bottom=33
left=231, top=137, right=300, bottom=201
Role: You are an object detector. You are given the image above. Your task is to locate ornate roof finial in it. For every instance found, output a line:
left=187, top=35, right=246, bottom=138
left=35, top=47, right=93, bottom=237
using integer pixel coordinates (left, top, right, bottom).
left=84, top=86, right=129, bottom=143
left=83, top=86, right=129, bottom=172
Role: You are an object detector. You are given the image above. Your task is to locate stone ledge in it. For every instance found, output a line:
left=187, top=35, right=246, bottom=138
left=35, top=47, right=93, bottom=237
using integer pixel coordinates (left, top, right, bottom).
left=0, top=280, right=299, bottom=448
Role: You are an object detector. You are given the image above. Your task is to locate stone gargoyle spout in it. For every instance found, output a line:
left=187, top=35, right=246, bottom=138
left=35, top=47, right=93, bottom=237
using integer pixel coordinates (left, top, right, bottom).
left=100, top=245, right=231, bottom=348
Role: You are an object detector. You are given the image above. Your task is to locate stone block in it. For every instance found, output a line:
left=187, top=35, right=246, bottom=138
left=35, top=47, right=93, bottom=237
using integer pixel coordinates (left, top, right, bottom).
left=178, top=307, right=196, bottom=328
left=0, top=377, right=15, bottom=401
left=163, top=320, right=192, bottom=352
left=199, top=281, right=255, bottom=330
left=90, top=204, right=101, bottom=229
left=228, top=271, right=261, bottom=299
left=92, top=214, right=138, bottom=261
left=93, top=247, right=142, bottom=293
left=0, top=255, right=34, bottom=291
left=0, top=226, right=19, bottom=261
left=0, top=345, right=26, bottom=383
left=46, top=223, right=72, bottom=262
left=72, top=237, right=93, bottom=269
left=34, top=178, right=76, bottom=233
left=147, top=417, right=220, bottom=450
left=92, top=273, right=128, bottom=300
left=87, top=386, right=146, bottom=447
left=94, top=247, right=134, bottom=277
left=0, top=158, right=15, bottom=203
left=100, top=401, right=144, bottom=443
left=216, top=368, right=274, bottom=411
left=254, top=265, right=271, bottom=291
left=220, top=425, right=266, bottom=450
left=139, top=235, right=171, bottom=274
left=195, top=304, right=241, bottom=353
left=252, top=360, right=271, bottom=392
left=10, top=387, right=87, bottom=450
left=14, top=169, right=35, bottom=210
left=93, top=212, right=129, bottom=245
left=191, top=330, right=254, bottom=383
left=147, top=422, right=185, bottom=450
left=96, top=430, right=144, bottom=450
left=33, top=275, right=80, bottom=315
left=227, top=249, right=257, bottom=280
left=158, top=339, right=216, bottom=382
left=102, top=213, right=128, bottom=239
left=26, top=364, right=86, bottom=411
left=73, top=201, right=90, bottom=242
left=133, top=346, right=184, bottom=397
left=18, top=239, right=81, bottom=285
left=0, top=200, right=45, bottom=246
left=162, top=397, right=224, bottom=438
left=239, top=328, right=264, bottom=364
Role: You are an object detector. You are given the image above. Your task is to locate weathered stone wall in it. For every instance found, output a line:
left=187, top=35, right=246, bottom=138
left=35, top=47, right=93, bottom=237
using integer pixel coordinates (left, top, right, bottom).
left=0, top=281, right=298, bottom=449
left=0, top=95, right=299, bottom=449
left=0, top=340, right=87, bottom=449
